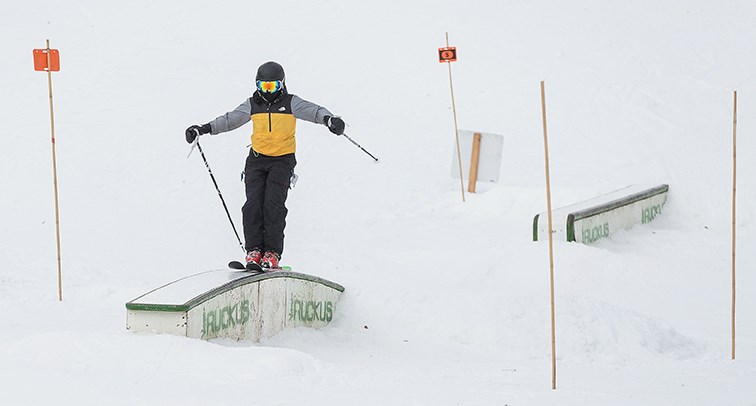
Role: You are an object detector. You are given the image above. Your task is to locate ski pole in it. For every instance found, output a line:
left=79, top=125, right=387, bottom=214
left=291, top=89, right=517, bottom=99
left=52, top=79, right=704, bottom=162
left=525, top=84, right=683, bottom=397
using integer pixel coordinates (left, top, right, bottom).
left=342, top=133, right=379, bottom=163
left=192, top=138, right=246, bottom=253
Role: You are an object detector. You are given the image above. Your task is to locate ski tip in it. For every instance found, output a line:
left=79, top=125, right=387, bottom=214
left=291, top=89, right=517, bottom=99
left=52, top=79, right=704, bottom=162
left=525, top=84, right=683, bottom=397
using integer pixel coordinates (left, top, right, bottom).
left=228, top=261, right=245, bottom=270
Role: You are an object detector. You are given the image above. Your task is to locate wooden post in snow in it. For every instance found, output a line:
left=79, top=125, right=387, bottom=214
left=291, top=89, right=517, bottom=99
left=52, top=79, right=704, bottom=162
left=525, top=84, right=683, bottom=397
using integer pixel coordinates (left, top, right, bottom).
left=34, top=39, right=64, bottom=301
left=540, top=80, right=557, bottom=389
left=439, top=32, right=465, bottom=203
left=467, top=132, right=482, bottom=193
left=731, top=90, right=737, bottom=360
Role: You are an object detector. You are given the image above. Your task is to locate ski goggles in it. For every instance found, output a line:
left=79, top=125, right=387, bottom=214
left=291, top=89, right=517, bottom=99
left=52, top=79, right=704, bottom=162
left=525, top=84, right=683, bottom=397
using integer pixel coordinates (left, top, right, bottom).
left=256, top=80, right=283, bottom=93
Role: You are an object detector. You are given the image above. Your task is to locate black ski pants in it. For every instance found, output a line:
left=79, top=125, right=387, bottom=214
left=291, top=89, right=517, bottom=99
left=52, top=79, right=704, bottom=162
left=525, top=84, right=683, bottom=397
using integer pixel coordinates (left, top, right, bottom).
left=242, top=151, right=296, bottom=256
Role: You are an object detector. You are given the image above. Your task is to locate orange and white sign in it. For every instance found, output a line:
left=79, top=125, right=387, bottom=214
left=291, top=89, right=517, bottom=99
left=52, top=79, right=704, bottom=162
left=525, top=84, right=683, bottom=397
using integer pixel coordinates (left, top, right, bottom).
left=33, top=48, right=60, bottom=72
left=438, top=47, right=457, bottom=63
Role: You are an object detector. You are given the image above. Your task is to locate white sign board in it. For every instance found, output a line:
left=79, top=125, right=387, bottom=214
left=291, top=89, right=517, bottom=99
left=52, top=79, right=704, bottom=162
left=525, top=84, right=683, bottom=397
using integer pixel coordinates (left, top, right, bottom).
left=450, top=130, right=504, bottom=183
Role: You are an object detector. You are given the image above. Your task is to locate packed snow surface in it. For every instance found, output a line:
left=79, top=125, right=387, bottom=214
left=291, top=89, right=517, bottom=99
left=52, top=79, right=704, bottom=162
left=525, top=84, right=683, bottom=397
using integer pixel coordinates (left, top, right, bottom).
left=2, top=1, right=756, bottom=404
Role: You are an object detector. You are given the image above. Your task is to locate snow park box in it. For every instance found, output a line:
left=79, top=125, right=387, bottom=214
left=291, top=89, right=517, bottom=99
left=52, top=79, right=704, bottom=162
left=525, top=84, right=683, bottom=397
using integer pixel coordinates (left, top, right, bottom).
left=125, top=270, right=344, bottom=342
left=533, top=184, right=668, bottom=244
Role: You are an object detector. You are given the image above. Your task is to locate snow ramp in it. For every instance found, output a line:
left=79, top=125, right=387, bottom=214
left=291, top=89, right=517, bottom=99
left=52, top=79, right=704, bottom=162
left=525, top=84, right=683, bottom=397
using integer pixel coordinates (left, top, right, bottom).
left=125, top=269, right=344, bottom=341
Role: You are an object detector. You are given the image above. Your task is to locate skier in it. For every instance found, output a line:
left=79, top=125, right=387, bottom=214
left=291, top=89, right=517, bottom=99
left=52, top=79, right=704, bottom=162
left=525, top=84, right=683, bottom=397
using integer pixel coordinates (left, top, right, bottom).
left=185, top=61, right=345, bottom=270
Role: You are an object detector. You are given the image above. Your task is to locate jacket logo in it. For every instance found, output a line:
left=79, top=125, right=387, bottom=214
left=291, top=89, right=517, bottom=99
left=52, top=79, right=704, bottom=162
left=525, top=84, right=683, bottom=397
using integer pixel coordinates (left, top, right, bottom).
left=278, top=107, right=286, bottom=111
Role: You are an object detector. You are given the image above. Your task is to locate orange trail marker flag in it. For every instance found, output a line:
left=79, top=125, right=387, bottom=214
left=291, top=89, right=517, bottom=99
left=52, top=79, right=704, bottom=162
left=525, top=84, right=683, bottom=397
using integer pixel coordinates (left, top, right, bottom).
left=438, top=47, right=457, bottom=63
left=33, top=39, right=64, bottom=301
left=33, top=48, right=60, bottom=71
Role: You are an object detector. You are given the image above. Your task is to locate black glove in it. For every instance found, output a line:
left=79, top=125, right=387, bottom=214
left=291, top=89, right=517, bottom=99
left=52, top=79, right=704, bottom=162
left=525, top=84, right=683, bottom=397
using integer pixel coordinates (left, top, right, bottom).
left=324, top=115, right=345, bottom=135
left=185, top=123, right=211, bottom=143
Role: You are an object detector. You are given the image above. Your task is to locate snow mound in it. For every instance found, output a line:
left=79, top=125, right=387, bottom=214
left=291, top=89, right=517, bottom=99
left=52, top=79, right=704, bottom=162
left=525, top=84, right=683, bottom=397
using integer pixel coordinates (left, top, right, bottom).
left=560, top=296, right=703, bottom=365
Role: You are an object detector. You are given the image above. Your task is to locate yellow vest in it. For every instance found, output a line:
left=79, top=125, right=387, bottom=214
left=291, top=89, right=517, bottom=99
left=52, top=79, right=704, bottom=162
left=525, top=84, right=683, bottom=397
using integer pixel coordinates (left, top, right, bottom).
left=249, top=94, right=297, bottom=156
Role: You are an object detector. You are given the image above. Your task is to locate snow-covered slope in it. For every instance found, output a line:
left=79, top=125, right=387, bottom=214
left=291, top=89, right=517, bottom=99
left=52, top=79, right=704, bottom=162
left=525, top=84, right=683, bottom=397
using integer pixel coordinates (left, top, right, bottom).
left=2, top=1, right=755, bottom=404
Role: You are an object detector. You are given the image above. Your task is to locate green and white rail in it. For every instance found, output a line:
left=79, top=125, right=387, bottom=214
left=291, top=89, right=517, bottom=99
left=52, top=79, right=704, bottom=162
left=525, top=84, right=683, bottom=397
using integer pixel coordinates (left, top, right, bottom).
left=533, top=184, right=669, bottom=244
left=126, top=270, right=344, bottom=342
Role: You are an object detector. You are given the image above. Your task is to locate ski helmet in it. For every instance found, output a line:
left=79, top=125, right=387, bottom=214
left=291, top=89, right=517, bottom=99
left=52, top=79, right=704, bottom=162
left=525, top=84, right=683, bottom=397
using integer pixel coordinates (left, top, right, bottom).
left=256, top=61, right=285, bottom=82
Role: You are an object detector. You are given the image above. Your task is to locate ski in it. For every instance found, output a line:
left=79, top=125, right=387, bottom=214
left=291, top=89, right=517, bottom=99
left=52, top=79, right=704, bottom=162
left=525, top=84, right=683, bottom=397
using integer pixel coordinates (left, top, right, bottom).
left=228, top=260, right=291, bottom=272
left=228, top=260, right=245, bottom=270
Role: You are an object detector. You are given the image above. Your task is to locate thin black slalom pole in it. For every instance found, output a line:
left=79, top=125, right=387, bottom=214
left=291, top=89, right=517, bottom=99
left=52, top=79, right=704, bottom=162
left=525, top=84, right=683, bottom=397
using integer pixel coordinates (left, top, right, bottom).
left=342, top=132, right=379, bottom=163
left=193, top=138, right=246, bottom=253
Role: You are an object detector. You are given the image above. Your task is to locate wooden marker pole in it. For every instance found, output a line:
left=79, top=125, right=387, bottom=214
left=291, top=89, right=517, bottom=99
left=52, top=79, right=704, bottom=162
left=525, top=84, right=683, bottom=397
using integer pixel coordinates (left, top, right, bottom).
left=540, top=81, right=557, bottom=389
left=35, top=39, right=64, bottom=301
left=442, top=32, right=465, bottom=203
left=467, top=133, right=482, bottom=193
left=47, top=40, right=63, bottom=302
left=731, top=90, right=737, bottom=360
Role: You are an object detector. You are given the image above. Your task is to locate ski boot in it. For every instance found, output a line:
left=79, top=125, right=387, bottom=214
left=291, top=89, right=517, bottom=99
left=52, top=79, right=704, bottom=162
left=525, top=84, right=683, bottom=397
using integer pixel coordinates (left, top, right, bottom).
left=245, top=248, right=263, bottom=271
left=261, top=251, right=281, bottom=270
